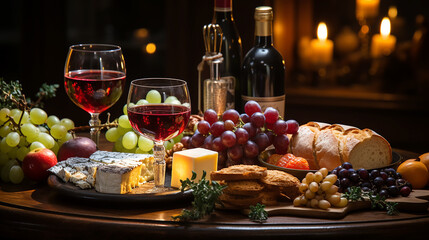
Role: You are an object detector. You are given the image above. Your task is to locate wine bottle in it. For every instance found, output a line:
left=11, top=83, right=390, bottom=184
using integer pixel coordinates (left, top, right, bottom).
left=212, top=0, right=243, bottom=111
left=241, top=6, right=285, bottom=117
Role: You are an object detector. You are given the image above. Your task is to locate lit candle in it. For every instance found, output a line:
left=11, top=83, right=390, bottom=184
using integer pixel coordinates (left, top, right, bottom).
left=370, top=17, right=397, bottom=58
left=356, top=0, right=380, bottom=20
left=310, top=22, right=334, bottom=67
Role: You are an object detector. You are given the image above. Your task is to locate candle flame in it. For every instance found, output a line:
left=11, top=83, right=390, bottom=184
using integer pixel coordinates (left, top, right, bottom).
left=380, top=17, right=391, bottom=38
left=317, top=22, right=328, bottom=41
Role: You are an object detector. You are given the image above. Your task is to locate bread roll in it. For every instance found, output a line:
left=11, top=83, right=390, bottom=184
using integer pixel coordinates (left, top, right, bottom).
left=291, top=122, right=392, bottom=170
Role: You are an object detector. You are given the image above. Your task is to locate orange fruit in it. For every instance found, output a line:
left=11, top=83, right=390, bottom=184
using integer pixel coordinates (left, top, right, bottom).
left=418, top=152, right=429, bottom=185
left=397, top=159, right=429, bottom=189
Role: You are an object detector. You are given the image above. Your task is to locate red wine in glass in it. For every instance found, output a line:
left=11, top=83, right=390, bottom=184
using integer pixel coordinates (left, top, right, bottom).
left=128, top=104, right=191, bottom=141
left=64, top=70, right=126, bottom=114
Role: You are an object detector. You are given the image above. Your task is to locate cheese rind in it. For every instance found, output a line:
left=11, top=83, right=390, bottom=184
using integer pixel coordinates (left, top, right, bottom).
left=94, top=161, right=142, bottom=194
left=170, top=148, right=218, bottom=189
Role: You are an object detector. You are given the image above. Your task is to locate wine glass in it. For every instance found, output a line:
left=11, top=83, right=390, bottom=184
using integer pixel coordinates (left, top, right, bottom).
left=64, top=44, right=126, bottom=146
left=127, top=78, right=191, bottom=192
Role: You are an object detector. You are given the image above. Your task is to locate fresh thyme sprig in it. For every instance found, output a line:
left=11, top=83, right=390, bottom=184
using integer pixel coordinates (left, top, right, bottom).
left=172, top=171, right=226, bottom=221
left=343, top=186, right=399, bottom=215
left=248, top=203, right=268, bottom=223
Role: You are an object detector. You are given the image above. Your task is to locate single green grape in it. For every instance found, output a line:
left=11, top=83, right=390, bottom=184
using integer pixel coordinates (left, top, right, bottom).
left=5, top=132, right=20, bottom=147
left=60, top=118, right=75, bottom=131
left=117, top=125, right=131, bottom=135
left=118, top=115, right=132, bottom=129
left=30, top=141, right=46, bottom=150
left=46, top=115, right=60, bottom=128
left=9, top=109, right=22, bottom=122
left=50, top=124, right=67, bottom=140
left=7, top=147, right=18, bottom=160
left=0, top=138, right=12, bottom=153
left=51, top=142, right=60, bottom=155
left=26, top=132, right=40, bottom=143
left=18, top=136, right=27, bottom=147
left=146, top=90, right=162, bottom=103
left=105, top=127, right=120, bottom=142
left=138, top=136, right=154, bottom=152
left=0, top=108, right=10, bottom=123
left=21, top=123, right=39, bottom=138
left=0, top=125, right=12, bottom=138
left=30, top=108, right=48, bottom=125
left=16, top=146, right=30, bottom=161
left=135, top=148, right=148, bottom=154
left=1, top=160, right=18, bottom=183
left=182, top=102, right=191, bottom=108
left=136, top=99, right=149, bottom=105
left=165, top=96, right=181, bottom=105
left=9, top=165, right=24, bottom=184
left=114, top=136, right=124, bottom=152
left=124, top=103, right=135, bottom=115
left=172, top=132, right=184, bottom=143
left=20, top=111, right=31, bottom=124
left=164, top=139, right=175, bottom=150
left=58, top=132, right=73, bottom=145
left=122, top=131, right=138, bottom=150
left=38, top=132, right=55, bottom=149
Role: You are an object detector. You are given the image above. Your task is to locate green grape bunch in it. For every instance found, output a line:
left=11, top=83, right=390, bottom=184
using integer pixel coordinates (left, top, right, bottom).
left=0, top=78, right=74, bottom=184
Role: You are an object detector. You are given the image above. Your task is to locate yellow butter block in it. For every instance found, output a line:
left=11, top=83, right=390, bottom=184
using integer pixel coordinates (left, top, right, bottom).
left=170, top=148, right=218, bottom=189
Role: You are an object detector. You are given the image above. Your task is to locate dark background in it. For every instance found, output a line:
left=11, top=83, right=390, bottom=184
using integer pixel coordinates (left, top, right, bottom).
left=1, top=0, right=428, bottom=154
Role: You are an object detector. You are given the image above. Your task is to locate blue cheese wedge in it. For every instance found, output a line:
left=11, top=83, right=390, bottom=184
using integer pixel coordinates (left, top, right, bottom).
left=90, top=151, right=154, bottom=183
left=94, top=160, right=142, bottom=194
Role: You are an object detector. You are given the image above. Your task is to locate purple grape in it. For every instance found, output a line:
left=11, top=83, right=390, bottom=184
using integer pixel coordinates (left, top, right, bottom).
left=221, top=130, right=237, bottom=148
left=240, top=113, right=250, bottom=123
left=212, top=137, right=225, bottom=152
left=202, top=135, right=214, bottom=150
left=340, top=178, right=350, bottom=188
left=244, top=100, right=262, bottom=117
left=379, top=189, right=389, bottom=198
left=235, top=128, right=249, bottom=145
left=358, top=168, right=369, bottom=180
left=180, top=136, right=192, bottom=149
left=224, top=120, right=235, bottom=131
left=222, top=109, right=240, bottom=124
left=285, top=119, right=299, bottom=134
left=197, top=120, right=211, bottom=135
left=250, top=112, right=265, bottom=128
left=380, top=171, right=388, bottom=181
left=361, top=181, right=371, bottom=189
left=350, top=173, right=360, bottom=182
left=338, top=168, right=350, bottom=178
left=227, top=145, right=244, bottom=161
left=191, top=133, right=205, bottom=148
left=370, top=169, right=380, bottom=179
left=386, top=177, right=396, bottom=186
left=210, top=121, right=226, bottom=137
left=272, top=120, right=287, bottom=135
left=266, top=131, right=275, bottom=144
left=243, top=122, right=256, bottom=139
left=244, top=140, right=259, bottom=158
left=388, top=185, right=399, bottom=197
left=373, top=176, right=384, bottom=187
left=273, top=134, right=289, bottom=154
left=264, top=107, right=279, bottom=124
left=254, top=132, right=270, bottom=152
left=204, top=109, right=218, bottom=125
left=342, top=162, right=353, bottom=170
left=400, top=186, right=411, bottom=197
left=384, top=168, right=396, bottom=177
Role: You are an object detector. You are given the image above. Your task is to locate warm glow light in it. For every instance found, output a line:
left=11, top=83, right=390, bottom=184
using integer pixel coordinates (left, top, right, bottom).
left=145, top=43, right=156, bottom=54
left=317, top=22, right=328, bottom=41
left=134, top=28, right=149, bottom=39
left=380, top=17, right=391, bottom=38
left=388, top=6, right=398, bottom=19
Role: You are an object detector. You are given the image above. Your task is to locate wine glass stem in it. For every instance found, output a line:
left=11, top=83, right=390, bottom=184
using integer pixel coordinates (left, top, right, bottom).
left=89, top=113, right=100, bottom=146
left=153, top=141, right=166, bottom=188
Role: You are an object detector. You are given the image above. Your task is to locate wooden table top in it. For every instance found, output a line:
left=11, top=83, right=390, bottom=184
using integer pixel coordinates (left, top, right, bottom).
left=0, top=136, right=427, bottom=240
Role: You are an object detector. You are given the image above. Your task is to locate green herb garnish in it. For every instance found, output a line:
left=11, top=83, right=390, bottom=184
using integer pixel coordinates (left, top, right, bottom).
left=343, top=186, right=399, bottom=216
left=248, top=203, right=268, bottom=223
left=172, top=171, right=226, bottom=221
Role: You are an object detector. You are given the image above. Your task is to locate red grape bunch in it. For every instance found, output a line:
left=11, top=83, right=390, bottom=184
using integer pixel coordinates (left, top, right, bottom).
left=182, top=101, right=299, bottom=169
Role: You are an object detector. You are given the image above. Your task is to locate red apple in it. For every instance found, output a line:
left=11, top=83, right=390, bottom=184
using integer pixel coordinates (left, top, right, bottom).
left=22, top=148, right=58, bottom=181
left=57, top=137, right=97, bottom=161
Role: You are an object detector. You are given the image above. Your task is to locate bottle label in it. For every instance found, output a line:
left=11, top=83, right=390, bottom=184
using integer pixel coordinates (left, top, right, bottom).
left=242, top=95, right=285, bottom=118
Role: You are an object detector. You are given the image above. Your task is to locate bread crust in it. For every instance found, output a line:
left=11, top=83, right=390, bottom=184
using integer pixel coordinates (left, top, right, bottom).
left=223, top=180, right=265, bottom=196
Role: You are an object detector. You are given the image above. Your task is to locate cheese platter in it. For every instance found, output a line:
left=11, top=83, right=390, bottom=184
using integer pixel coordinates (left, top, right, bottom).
left=47, top=171, right=193, bottom=204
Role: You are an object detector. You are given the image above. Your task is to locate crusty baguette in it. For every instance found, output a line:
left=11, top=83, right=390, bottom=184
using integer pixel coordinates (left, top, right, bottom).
left=210, top=165, right=267, bottom=181
left=291, top=122, right=392, bottom=170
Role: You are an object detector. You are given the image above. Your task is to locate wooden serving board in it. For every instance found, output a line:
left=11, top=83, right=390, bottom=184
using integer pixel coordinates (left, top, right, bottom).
left=242, top=190, right=429, bottom=219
